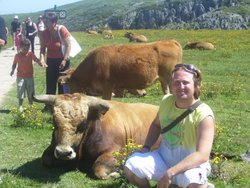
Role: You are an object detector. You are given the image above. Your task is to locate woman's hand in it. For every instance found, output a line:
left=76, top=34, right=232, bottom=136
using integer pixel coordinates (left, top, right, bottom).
left=140, top=145, right=151, bottom=153
left=59, top=59, right=67, bottom=69
left=157, top=170, right=173, bottom=188
left=40, top=61, right=48, bottom=68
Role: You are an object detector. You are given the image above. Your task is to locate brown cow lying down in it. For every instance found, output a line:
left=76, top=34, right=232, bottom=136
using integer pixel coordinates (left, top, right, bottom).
left=184, top=41, right=215, bottom=50
left=124, top=32, right=148, bottom=42
left=86, top=30, right=98, bottom=35
left=58, top=40, right=182, bottom=100
left=103, top=33, right=114, bottom=39
left=33, top=93, right=160, bottom=179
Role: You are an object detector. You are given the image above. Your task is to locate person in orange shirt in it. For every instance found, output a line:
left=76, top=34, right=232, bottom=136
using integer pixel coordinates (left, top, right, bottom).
left=10, top=37, right=47, bottom=112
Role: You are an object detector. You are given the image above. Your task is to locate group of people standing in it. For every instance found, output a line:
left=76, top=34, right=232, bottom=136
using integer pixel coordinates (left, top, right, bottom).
left=10, top=15, right=45, bottom=53
left=6, top=12, right=72, bottom=112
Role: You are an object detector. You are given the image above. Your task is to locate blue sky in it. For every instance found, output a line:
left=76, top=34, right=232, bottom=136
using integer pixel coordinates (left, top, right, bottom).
left=0, top=0, right=82, bottom=15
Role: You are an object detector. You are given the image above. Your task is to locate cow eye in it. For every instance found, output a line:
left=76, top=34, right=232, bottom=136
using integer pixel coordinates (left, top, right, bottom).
left=76, top=121, right=87, bottom=133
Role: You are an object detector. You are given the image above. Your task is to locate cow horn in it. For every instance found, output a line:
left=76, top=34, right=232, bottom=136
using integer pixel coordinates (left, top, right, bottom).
left=32, top=94, right=56, bottom=105
left=59, top=70, right=68, bottom=75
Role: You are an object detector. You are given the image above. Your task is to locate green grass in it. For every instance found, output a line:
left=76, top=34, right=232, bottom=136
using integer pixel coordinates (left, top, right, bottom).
left=0, top=29, right=250, bottom=187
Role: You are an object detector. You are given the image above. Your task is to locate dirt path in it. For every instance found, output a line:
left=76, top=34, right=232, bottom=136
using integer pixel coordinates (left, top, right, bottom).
left=0, top=37, right=40, bottom=105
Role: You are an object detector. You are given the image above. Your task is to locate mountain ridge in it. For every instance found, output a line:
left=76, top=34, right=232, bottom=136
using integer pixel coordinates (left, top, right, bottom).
left=2, top=0, right=250, bottom=31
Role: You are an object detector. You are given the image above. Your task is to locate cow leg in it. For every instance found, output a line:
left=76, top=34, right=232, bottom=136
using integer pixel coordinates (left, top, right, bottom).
left=102, top=84, right=114, bottom=100
left=113, top=88, right=125, bottom=98
left=92, top=152, right=119, bottom=179
left=159, top=77, right=170, bottom=94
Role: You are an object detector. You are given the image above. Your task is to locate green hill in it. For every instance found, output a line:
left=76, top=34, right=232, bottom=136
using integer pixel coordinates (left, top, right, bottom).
left=2, top=0, right=250, bottom=31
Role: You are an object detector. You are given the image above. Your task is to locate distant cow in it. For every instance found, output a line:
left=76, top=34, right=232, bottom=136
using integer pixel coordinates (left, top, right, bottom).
left=86, top=30, right=98, bottom=35
left=124, top=32, right=148, bottom=42
left=103, top=33, right=114, bottom=39
left=98, top=29, right=112, bottom=35
left=184, top=41, right=215, bottom=50
left=58, top=40, right=182, bottom=100
left=33, top=93, right=160, bottom=179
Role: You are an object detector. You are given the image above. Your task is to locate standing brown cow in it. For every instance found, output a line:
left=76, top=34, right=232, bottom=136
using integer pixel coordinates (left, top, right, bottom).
left=33, top=93, right=160, bottom=179
left=59, top=40, right=182, bottom=100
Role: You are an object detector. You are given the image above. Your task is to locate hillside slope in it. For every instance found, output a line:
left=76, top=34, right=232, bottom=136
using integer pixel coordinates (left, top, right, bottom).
left=59, top=0, right=250, bottom=30
left=2, top=0, right=250, bottom=31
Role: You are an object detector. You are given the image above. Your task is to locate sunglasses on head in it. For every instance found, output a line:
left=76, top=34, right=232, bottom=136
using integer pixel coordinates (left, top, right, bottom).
left=174, top=64, right=200, bottom=75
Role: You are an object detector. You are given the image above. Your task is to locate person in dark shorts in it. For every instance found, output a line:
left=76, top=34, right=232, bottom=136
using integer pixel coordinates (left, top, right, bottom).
left=25, top=17, right=38, bottom=53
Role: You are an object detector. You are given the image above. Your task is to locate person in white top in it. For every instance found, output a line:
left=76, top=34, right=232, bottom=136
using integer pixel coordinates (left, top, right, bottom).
left=37, top=15, right=45, bottom=44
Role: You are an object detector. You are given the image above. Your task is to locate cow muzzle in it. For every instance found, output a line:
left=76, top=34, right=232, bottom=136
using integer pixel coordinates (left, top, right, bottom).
left=54, top=146, right=76, bottom=160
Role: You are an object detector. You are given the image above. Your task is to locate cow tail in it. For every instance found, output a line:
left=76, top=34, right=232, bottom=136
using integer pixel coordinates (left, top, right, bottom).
left=123, top=125, right=129, bottom=161
left=123, top=125, right=132, bottom=148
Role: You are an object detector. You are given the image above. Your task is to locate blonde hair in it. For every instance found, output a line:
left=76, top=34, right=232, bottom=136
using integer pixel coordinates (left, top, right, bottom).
left=171, top=65, right=202, bottom=99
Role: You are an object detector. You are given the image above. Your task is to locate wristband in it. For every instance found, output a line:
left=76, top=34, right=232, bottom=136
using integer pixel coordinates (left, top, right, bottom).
left=142, top=145, right=151, bottom=150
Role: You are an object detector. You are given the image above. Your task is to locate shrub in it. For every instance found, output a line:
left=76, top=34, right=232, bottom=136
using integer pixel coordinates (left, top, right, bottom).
left=211, top=153, right=228, bottom=180
left=113, top=139, right=142, bottom=188
left=10, top=104, right=45, bottom=128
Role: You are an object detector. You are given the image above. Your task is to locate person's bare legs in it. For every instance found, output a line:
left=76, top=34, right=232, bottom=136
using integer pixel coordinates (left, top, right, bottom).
left=18, top=98, right=23, bottom=112
left=124, top=166, right=151, bottom=188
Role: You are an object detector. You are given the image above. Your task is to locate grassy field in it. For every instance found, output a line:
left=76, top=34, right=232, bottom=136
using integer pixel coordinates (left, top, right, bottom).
left=0, top=29, right=250, bottom=188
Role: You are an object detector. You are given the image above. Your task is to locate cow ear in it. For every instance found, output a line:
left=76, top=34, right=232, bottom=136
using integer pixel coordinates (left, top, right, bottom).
left=58, top=75, right=70, bottom=84
left=87, top=101, right=110, bottom=120
left=58, top=68, right=74, bottom=84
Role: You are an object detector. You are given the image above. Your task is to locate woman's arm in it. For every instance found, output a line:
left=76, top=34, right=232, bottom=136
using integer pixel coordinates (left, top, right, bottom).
left=10, top=63, right=17, bottom=76
left=33, top=22, right=38, bottom=35
left=59, top=26, right=71, bottom=69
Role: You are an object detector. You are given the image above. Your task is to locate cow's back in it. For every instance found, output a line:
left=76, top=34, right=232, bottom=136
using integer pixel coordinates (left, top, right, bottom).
left=75, top=41, right=181, bottom=88
left=73, top=44, right=159, bottom=89
left=156, top=40, right=182, bottom=71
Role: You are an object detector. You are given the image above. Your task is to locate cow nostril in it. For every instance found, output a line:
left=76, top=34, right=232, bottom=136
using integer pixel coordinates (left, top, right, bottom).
left=66, top=150, right=72, bottom=157
left=55, top=148, right=73, bottom=159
